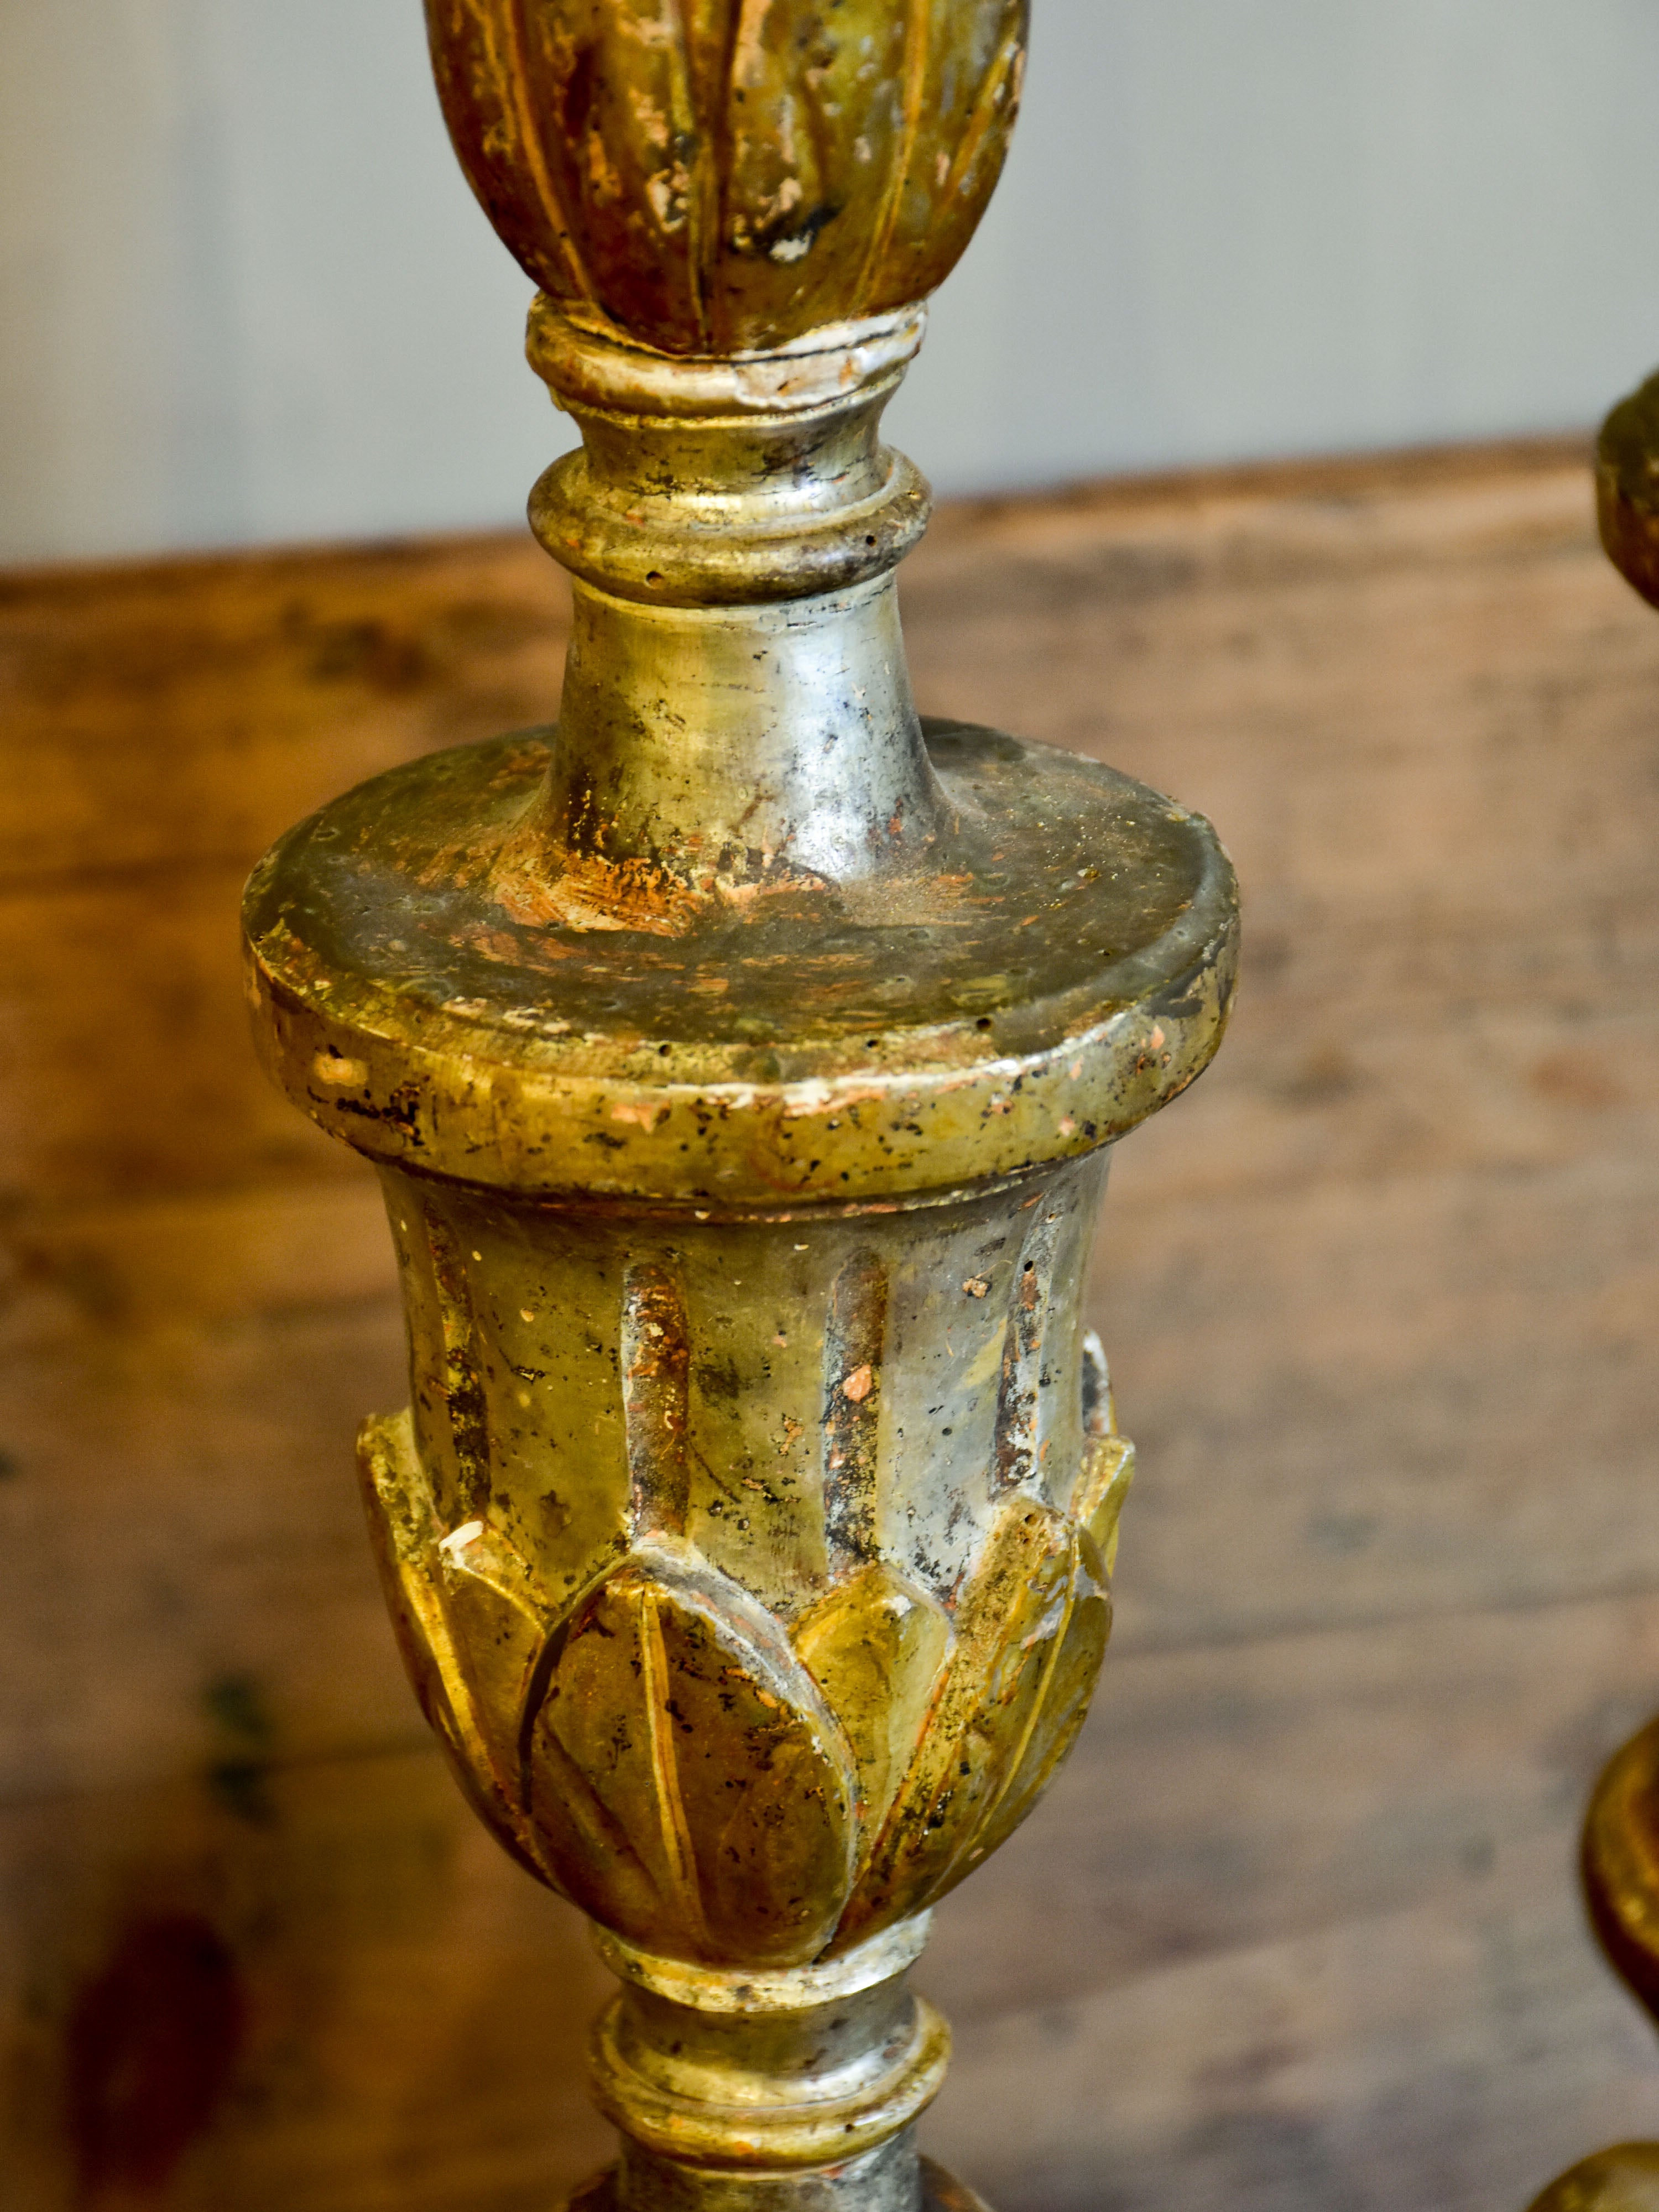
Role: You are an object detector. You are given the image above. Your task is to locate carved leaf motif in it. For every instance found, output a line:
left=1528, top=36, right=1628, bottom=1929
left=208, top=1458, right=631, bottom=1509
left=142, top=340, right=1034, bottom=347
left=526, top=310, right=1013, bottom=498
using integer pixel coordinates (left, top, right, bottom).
left=833, top=1496, right=1110, bottom=1948
left=1073, top=1431, right=1135, bottom=1575
left=424, top=0, right=1029, bottom=352
left=794, top=1561, right=951, bottom=1851
left=1074, top=1326, right=1135, bottom=1573
left=528, top=1539, right=859, bottom=1964
left=357, top=1412, right=553, bottom=1886
left=361, top=1268, right=1135, bottom=1972
left=954, top=1530, right=1110, bottom=1879
left=364, top=1410, right=861, bottom=1961
left=437, top=1522, right=561, bottom=1788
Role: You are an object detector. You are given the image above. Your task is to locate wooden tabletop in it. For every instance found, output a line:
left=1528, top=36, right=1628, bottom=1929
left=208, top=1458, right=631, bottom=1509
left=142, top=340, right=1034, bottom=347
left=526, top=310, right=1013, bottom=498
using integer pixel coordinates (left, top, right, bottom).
left=3, top=437, right=1658, bottom=2212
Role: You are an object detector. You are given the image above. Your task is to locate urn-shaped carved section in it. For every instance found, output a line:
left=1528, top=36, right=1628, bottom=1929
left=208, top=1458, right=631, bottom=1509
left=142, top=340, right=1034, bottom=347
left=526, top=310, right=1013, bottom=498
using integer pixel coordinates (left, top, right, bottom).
left=362, top=1150, right=1134, bottom=1967
left=425, top=0, right=1029, bottom=353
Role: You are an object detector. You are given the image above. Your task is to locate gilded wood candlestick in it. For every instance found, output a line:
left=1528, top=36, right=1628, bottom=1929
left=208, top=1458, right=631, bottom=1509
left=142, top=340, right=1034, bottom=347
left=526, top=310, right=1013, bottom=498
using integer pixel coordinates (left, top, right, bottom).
left=243, top=6, right=1237, bottom=2206
left=1524, top=381, right=1659, bottom=2212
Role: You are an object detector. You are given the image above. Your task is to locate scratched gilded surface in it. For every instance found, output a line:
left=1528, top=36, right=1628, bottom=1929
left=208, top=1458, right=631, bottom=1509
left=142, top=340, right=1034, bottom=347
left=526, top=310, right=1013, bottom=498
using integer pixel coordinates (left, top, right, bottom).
left=361, top=1154, right=1132, bottom=1965
left=242, top=7, right=1231, bottom=2200
left=243, top=296, right=1234, bottom=2204
left=249, top=697, right=1229, bottom=1991
left=424, top=0, right=1029, bottom=352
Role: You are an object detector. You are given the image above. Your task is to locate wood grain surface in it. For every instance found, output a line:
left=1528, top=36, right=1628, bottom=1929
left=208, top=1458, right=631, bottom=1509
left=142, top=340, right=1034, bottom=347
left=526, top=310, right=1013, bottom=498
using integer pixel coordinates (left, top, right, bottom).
left=6, top=439, right=1659, bottom=2211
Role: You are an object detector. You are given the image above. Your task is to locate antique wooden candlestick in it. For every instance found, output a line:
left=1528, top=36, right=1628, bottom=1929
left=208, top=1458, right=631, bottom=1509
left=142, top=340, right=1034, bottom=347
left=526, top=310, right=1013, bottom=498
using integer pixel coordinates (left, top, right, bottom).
left=1525, top=382, right=1659, bottom=2212
left=243, top=6, right=1237, bottom=2207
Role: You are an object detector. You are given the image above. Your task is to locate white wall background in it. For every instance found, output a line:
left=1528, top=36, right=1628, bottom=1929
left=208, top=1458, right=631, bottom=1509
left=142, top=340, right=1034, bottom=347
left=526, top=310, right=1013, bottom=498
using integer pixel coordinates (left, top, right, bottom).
left=7, top=1, right=1659, bottom=567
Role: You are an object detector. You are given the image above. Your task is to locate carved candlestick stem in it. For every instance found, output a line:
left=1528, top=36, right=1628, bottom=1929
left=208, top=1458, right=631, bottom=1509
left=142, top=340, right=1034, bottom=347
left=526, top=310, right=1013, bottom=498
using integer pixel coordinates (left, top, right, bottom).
left=243, top=6, right=1237, bottom=2207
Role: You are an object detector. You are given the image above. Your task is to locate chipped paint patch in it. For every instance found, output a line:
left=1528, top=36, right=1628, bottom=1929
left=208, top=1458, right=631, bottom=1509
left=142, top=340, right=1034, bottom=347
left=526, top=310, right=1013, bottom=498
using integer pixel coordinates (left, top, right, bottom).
left=313, top=1050, right=367, bottom=1087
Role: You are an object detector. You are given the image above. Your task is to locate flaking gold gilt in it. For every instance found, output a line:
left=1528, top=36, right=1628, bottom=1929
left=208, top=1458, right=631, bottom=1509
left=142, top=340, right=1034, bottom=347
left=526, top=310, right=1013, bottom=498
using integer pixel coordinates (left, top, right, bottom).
left=358, top=1165, right=1130, bottom=1968
left=246, top=3, right=1235, bottom=2207
left=425, top=0, right=1027, bottom=354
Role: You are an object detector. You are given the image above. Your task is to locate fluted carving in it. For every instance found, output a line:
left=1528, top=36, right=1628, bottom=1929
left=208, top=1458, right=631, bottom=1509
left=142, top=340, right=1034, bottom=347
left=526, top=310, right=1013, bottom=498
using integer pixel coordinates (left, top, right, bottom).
left=245, top=7, right=1237, bottom=2204
left=425, top=0, right=1027, bottom=352
left=359, top=1159, right=1133, bottom=1970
